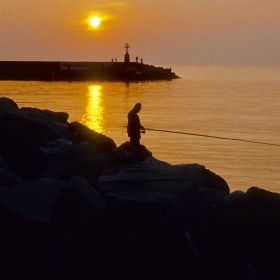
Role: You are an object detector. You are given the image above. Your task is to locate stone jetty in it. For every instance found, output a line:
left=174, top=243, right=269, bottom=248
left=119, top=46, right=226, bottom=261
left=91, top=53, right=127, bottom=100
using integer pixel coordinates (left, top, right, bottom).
left=1, top=97, right=280, bottom=280
left=0, top=61, right=179, bottom=81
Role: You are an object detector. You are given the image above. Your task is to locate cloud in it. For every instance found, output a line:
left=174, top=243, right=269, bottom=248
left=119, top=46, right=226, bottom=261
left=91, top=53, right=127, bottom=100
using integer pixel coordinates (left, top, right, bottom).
left=92, top=2, right=135, bottom=13
left=103, top=2, right=135, bottom=12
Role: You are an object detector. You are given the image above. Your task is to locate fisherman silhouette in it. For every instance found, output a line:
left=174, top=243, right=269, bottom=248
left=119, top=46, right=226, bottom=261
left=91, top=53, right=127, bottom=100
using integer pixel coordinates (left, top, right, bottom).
left=127, top=103, right=145, bottom=145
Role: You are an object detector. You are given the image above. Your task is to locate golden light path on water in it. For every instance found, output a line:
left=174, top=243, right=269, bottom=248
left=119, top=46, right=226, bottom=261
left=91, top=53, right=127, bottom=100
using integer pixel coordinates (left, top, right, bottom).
left=81, top=85, right=105, bottom=133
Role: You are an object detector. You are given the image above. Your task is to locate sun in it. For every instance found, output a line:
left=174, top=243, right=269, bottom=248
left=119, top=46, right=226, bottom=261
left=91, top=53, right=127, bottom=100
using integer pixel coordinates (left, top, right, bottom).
left=89, top=17, right=100, bottom=28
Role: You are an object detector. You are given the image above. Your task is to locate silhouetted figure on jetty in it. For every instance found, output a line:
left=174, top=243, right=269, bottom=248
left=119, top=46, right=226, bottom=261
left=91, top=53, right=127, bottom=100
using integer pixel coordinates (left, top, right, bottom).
left=127, top=103, right=145, bottom=145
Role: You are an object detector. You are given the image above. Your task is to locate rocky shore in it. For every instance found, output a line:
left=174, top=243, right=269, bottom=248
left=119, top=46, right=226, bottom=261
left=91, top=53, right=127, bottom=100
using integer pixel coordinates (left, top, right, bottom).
left=1, top=97, right=280, bottom=280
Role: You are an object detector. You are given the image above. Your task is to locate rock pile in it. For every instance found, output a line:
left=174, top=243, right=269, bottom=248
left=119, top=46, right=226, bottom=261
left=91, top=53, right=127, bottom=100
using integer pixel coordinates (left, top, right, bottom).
left=1, top=97, right=280, bottom=280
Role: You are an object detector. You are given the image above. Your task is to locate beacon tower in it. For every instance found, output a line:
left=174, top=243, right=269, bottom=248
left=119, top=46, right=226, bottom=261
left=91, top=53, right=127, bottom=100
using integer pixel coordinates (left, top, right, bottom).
left=124, top=43, right=130, bottom=63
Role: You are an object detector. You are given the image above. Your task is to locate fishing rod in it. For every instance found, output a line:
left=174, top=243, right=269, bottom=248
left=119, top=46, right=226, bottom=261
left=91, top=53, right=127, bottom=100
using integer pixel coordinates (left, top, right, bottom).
left=123, top=126, right=280, bottom=147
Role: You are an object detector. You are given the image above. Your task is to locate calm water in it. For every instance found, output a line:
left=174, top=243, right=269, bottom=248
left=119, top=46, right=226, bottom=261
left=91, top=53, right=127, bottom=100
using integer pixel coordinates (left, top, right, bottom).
left=1, top=65, right=280, bottom=193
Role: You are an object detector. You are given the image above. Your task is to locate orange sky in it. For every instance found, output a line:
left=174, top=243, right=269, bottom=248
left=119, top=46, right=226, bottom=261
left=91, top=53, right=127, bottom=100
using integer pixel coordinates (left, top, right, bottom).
left=1, top=0, right=280, bottom=65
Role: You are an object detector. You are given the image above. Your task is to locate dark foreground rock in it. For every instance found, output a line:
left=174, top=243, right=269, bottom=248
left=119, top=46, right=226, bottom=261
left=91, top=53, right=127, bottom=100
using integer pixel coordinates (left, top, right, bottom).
left=1, top=97, right=280, bottom=280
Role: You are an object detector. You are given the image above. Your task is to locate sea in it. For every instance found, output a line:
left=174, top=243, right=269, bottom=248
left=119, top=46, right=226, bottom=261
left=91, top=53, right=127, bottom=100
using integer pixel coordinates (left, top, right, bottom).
left=1, top=65, right=280, bottom=193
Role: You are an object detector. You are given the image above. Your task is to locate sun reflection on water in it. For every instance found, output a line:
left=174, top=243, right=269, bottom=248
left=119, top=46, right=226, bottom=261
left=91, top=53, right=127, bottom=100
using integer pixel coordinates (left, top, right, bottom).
left=81, top=85, right=104, bottom=133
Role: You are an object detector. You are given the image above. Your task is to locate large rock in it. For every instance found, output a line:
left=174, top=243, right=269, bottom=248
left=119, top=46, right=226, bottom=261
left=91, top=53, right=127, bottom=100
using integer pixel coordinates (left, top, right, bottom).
left=201, top=168, right=230, bottom=193
left=49, top=188, right=201, bottom=280
left=0, top=111, right=69, bottom=181
left=99, top=162, right=206, bottom=204
left=68, top=121, right=116, bottom=153
left=0, top=155, right=21, bottom=187
left=0, top=127, right=48, bottom=182
left=232, top=187, right=280, bottom=268
left=99, top=158, right=229, bottom=208
left=20, top=107, right=69, bottom=123
left=0, top=112, right=68, bottom=146
left=233, top=187, right=280, bottom=226
left=39, top=138, right=73, bottom=154
left=40, top=141, right=106, bottom=185
left=0, top=97, right=19, bottom=113
left=0, top=176, right=107, bottom=224
left=109, top=141, right=152, bottom=165
left=48, top=187, right=137, bottom=280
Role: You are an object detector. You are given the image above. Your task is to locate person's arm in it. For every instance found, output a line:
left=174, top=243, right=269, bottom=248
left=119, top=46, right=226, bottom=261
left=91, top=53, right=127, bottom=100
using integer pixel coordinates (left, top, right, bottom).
left=140, top=124, right=145, bottom=134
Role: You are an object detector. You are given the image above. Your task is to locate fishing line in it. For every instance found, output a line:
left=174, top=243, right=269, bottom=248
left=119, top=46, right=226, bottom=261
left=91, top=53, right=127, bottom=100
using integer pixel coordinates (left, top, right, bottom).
left=123, top=126, right=280, bottom=147
left=17, top=102, right=57, bottom=103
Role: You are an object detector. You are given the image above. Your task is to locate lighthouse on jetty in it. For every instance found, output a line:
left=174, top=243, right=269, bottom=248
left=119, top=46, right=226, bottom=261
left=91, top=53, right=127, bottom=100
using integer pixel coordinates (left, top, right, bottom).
left=124, top=43, right=130, bottom=63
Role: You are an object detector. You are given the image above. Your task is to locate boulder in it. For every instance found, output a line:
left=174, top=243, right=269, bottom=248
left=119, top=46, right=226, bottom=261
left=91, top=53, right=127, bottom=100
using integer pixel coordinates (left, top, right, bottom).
left=40, top=141, right=106, bottom=186
left=0, top=155, right=21, bottom=187
left=201, top=168, right=230, bottom=193
left=20, top=107, right=69, bottom=123
left=197, top=188, right=229, bottom=208
left=220, top=187, right=280, bottom=274
left=103, top=142, right=153, bottom=167
left=39, top=138, right=73, bottom=154
left=48, top=187, right=134, bottom=280
left=68, top=121, right=116, bottom=153
left=19, top=107, right=69, bottom=136
left=0, top=176, right=107, bottom=280
left=99, top=162, right=205, bottom=204
left=49, top=188, right=201, bottom=280
left=0, top=112, right=67, bottom=146
left=0, top=176, right=107, bottom=225
left=98, top=162, right=208, bottom=231
left=0, top=111, right=69, bottom=181
left=0, top=126, right=49, bottom=182
left=109, top=141, right=152, bottom=165
left=0, top=97, right=19, bottom=113
left=99, top=158, right=229, bottom=210
left=212, top=190, right=245, bottom=211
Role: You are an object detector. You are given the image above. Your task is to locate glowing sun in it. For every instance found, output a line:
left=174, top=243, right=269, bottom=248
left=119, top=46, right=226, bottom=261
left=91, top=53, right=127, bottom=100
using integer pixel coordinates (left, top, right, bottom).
left=89, top=17, right=100, bottom=27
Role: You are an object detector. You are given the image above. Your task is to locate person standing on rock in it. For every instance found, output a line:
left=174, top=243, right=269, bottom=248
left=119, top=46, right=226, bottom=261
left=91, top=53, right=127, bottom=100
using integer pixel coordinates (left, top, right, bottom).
left=127, top=103, right=145, bottom=145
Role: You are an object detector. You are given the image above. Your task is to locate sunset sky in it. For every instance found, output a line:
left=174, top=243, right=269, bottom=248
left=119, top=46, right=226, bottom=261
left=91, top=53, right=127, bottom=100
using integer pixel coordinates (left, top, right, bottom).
left=1, top=0, right=280, bottom=65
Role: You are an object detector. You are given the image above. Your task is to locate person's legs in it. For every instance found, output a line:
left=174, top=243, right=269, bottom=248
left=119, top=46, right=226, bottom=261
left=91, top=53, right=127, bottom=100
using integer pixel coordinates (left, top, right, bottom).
left=130, top=134, right=140, bottom=145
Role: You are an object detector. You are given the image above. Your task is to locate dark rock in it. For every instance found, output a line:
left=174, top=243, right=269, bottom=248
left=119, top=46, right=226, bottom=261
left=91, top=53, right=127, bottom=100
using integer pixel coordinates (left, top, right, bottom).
left=39, top=138, right=73, bottom=154
left=201, top=168, right=230, bottom=193
left=40, top=141, right=106, bottom=185
left=0, top=97, right=19, bottom=113
left=0, top=176, right=106, bottom=224
left=20, top=107, right=69, bottom=123
left=234, top=187, right=280, bottom=225
left=0, top=112, right=67, bottom=146
left=107, top=141, right=152, bottom=165
left=49, top=187, right=140, bottom=280
left=49, top=188, right=203, bottom=280
left=0, top=176, right=108, bottom=279
left=197, top=188, right=229, bottom=208
left=0, top=205, right=57, bottom=280
left=0, top=111, right=70, bottom=181
left=0, top=155, right=21, bottom=187
left=212, top=190, right=245, bottom=211
left=68, top=121, right=116, bottom=153
left=98, top=162, right=205, bottom=205
left=232, top=188, right=280, bottom=262
left=0, top=130, right=48, bottom=182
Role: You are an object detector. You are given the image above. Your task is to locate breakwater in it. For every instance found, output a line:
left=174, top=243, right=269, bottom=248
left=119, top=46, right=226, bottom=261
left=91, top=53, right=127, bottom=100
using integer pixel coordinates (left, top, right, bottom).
left=0, top=61, right=179, bottom=81
left=0, top=97, right=280, bottom=280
